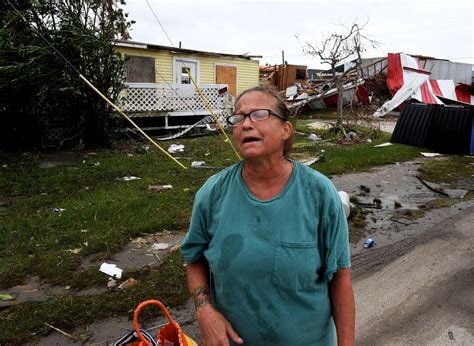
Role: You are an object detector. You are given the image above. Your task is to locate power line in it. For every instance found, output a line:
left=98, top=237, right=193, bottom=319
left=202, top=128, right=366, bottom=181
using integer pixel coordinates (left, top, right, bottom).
left=145, top=0, right=175, bottom=47
left=140, top=0, right=241, bottom=159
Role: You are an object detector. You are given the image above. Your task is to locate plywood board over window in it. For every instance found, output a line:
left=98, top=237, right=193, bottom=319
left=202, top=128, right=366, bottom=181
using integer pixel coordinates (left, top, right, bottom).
left=216, top=65, right=237, bottom=96
left=127, top=56, right=155, bottom=83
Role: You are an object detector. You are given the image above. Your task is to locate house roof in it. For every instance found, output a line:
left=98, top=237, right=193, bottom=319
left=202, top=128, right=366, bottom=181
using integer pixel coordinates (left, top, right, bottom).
left=115, top=40, right=262, bottom=60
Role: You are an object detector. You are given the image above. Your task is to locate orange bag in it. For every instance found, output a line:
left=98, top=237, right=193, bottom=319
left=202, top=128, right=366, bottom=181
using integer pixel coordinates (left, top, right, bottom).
left=133, top=300, right=197, bottom=346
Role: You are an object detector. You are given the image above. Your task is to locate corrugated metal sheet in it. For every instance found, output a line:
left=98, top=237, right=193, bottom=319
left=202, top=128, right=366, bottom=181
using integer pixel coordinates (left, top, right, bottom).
left=422, top=59, right=472, bottom=85
left=391, top=104, right=434, bottom=147
left=427, top=105, right=474, bottom=154
left=391, top=103, right=474, bottom=154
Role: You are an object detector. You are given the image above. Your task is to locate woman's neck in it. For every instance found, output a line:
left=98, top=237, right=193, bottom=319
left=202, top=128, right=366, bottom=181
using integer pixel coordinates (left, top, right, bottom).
left=241, top=157, right=293, bottom=200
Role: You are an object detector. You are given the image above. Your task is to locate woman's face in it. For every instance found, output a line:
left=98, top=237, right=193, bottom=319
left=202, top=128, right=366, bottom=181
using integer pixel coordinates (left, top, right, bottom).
left=233, top=91, right=292, bottom=161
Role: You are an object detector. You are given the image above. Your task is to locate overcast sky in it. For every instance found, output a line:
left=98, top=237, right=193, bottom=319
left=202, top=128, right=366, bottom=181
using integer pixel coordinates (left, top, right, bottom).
left=121, top=0, right=473, bottom=69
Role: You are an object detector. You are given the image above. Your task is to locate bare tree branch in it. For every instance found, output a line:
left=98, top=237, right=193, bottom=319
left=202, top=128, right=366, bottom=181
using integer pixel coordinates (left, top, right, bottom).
left=297, top=21, right=379, bottom=126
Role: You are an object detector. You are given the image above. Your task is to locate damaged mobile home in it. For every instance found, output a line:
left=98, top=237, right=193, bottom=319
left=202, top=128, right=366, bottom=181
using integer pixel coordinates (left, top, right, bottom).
left=373, top=53, right=473, bottom=117
left=267, top=53, right=472, bottom=116
left=114, top=40, right=260, bottom=134
left=264, top=53, right=473, bottom=155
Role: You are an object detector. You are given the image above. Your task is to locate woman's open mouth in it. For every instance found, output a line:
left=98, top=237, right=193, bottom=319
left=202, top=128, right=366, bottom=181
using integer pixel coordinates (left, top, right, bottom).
left=242, top=137, right=261, bottom=144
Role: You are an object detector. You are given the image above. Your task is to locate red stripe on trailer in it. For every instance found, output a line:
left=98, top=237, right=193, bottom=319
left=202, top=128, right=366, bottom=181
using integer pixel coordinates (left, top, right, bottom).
left=386, top=53, right=404, bottom=96
left=455, top=84, right=472, bottom=103
left=419, top=82, right=438, bottom=104
left=429, top=80, right=443, bottom=97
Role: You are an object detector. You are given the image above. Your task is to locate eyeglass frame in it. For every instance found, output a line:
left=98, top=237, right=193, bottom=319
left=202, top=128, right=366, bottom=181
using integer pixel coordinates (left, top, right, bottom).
left=226, top=109, right=288, bottom=127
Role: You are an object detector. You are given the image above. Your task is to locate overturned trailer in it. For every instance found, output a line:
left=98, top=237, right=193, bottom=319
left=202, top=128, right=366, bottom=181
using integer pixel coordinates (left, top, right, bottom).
left=374, top=53, right=474, bottom=117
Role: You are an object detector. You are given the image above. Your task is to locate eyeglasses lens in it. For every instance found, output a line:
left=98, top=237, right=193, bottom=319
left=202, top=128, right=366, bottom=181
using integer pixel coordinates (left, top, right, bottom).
left=228, top=110, right=271, bottom=126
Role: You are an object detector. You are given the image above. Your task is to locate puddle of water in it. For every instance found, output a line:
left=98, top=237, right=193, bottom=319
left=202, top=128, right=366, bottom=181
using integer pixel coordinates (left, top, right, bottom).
left=330, top=159, right=471, bottom=255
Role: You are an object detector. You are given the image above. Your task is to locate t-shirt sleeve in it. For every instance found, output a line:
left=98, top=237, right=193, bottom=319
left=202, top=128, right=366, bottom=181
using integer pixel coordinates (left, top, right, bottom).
left=321, top=189, right=351, bottom=283
left=180, top=188, right=211, bottom=263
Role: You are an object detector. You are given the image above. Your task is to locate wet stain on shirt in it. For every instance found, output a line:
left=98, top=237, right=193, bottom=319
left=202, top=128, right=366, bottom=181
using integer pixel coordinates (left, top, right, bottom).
left=243, top=285, right=281, bottom=344
left=217, top=234, right=244, bottom=272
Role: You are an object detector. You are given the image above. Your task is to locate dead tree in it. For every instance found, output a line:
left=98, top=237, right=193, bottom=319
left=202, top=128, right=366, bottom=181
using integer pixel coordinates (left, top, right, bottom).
left=298, top=23, right=378, bottom=126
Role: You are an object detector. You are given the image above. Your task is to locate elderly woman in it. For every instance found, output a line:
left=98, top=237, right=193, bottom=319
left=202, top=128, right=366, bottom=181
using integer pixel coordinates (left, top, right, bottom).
left=181, top=86, right=355, bottom=346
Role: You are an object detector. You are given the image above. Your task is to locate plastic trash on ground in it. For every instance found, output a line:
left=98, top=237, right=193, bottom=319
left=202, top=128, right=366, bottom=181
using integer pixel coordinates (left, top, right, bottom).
left=308, top=133, right=321, bottom=142
left=152, top=243, right=170, bottom=251
left=168, top=144, right=184, bottom=153
left=191, top=161, right=205, bottom=168
left=420, top=152, right=442, bottom=157
left=364, top=238, right=375, bottom=248
left=122, top=176, right=140, bottom=181
left=148, top=184, right=173, bottom=191
left=118, top=278, right=138, bottom=290
left=374, top=142, right=394, bottom=148
left=100, top=263, right=123, bottom=279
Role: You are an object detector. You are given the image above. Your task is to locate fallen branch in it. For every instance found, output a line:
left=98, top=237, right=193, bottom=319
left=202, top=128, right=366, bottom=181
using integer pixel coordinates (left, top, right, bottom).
left=44, top=322, right=75, bottom=340
left=415, top=176, right=449, bottom=197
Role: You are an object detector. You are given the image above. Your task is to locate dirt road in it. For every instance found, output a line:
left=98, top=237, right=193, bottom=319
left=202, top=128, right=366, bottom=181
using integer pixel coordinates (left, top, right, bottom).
left=354, top=206, right=474, bottom=344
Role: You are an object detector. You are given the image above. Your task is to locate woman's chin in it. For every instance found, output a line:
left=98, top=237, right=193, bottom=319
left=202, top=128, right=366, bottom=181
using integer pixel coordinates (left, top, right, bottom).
left=240, top=149, right=262, bottom=160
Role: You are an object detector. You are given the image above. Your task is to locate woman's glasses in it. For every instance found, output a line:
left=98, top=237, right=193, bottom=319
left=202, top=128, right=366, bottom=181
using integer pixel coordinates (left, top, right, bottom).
left=226, top=109, right=287, bottom=127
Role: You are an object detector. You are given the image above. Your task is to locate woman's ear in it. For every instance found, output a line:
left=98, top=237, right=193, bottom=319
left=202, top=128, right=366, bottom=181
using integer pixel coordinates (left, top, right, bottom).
left=282, top=121, right=293, bottom=140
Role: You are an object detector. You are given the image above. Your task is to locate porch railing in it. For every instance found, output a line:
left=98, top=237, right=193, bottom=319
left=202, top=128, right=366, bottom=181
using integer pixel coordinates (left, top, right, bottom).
left=119, top=83, right=233, bottom=116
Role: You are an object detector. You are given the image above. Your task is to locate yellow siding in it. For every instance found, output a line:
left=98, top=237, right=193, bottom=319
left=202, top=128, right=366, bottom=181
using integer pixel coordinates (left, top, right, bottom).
left=115, top=46, right=260, bottom=93
left=154, top=52, right=173, bottom=83
left=197, top=55, right=260, bottom=95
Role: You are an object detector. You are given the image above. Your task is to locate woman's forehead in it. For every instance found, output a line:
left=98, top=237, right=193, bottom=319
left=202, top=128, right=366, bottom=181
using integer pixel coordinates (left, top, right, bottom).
left=236, top=91, right=277, bottom=110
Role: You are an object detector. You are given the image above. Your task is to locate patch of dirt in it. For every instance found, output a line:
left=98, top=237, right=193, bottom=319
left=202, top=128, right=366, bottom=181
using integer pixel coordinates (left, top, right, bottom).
left=38, top=152, right=78, bottom=169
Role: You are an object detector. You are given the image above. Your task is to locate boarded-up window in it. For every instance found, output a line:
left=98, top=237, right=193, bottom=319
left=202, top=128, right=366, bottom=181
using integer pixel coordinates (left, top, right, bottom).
left=216, top=65, right=237, bottom=96
left=127, top=56, right=155, bottom=83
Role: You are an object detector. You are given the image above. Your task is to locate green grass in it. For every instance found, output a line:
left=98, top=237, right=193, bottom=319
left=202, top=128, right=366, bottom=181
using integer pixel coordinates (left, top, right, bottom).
left=292, top=121, right=421, bottom=176
left=0, top=250, right=187, bottom=344
left=0, top=123, right=472, bottom=343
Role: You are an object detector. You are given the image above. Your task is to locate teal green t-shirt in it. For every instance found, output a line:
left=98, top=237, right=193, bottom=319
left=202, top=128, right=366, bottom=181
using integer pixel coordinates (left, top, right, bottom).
left=181, top=161, right=351, bottom=345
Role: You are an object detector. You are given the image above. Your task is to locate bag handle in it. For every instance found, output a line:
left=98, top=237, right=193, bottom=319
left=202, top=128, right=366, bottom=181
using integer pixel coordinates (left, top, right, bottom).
left=133, top=299, right=180, bottom=346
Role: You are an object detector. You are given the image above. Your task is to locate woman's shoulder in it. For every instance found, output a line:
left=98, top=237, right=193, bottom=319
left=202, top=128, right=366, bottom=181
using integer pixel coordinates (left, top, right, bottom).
left=294, top=160, right=333, bottom=186
left=196, top=161, right=242, bottom=198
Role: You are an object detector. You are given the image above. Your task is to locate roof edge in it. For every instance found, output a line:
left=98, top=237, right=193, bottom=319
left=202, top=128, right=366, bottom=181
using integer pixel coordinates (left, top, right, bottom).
left=114, top=39, right=262, bottom=60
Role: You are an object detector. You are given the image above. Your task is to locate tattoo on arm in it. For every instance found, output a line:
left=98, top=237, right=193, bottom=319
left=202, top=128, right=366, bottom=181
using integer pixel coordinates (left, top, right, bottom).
left=191, top=285, right=210, bottom=309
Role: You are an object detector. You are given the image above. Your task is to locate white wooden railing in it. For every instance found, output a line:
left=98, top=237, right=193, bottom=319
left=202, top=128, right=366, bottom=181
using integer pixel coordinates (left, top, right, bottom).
left=119, top=83, right=234, bottom=116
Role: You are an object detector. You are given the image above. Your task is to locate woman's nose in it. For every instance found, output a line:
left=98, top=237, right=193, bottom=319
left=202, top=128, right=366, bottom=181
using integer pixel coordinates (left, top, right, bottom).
left=241, top=114, right=254, bottom=128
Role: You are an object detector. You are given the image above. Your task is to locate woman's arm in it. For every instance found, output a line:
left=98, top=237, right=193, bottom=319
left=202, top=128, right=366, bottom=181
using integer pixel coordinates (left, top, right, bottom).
left=187, top=259, right=243, bottom=346
left=329, top=268, right=355, bottom=346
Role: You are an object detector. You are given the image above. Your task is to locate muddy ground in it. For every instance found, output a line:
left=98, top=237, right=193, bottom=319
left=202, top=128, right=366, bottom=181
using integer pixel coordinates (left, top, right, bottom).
left=15, top=155, right=472, bottom=345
